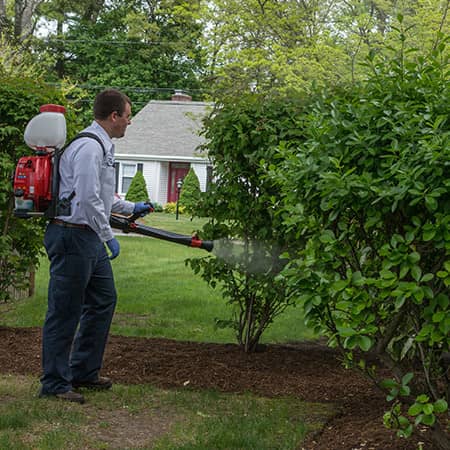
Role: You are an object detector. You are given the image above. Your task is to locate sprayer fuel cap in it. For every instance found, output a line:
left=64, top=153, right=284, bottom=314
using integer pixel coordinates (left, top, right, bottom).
left=39, top=104, right=66, bottom=114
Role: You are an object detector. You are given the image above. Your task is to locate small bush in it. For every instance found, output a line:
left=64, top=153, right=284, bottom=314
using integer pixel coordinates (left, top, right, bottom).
left=152, top=202, right=163, bottom=212
left=125, top=171, right=149, bottom=202
left=179, top=168, right=201, bottom=215
left=163, top=202, right=185, bottom=214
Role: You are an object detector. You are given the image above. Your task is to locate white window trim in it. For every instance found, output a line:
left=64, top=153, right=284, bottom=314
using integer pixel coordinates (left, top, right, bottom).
left=118, top=162, right=138, bottom=197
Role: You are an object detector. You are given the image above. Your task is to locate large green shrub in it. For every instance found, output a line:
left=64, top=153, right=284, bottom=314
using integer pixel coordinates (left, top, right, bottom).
left=125, top=171, right=149, bottom=203
left=0, top=75, right=80, bottom=301
left=188, top=93, right=305, bottom=352
left=178, top=168, right=201, bottom=216
left=273, top=35, right=449, bottom=447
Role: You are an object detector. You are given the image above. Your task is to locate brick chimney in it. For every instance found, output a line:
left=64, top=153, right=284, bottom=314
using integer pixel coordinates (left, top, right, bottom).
left=171, top=90, right=192, bottom=102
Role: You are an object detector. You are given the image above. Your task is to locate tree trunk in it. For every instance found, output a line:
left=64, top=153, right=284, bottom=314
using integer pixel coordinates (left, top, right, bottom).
left=82, top=0, right=105, bottom=23
left=0, top=0, right=9, bottom=37
left=14, top=0, right=43, bottom=40
left=55, top=18, right=64, bottom=78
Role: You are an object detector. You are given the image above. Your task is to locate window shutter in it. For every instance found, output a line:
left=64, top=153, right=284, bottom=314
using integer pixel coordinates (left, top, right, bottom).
left=114, top=162, right=120, bottom=192
left=137, top=163, right=143, bottom=173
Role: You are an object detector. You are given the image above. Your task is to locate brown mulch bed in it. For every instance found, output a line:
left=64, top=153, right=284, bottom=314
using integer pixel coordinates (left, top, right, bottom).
left=0, top=326, right=437, bottom=449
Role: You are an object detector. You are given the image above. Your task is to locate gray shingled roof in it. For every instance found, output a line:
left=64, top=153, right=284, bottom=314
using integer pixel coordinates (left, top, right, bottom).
left=114, top=100, right=212, bottom=159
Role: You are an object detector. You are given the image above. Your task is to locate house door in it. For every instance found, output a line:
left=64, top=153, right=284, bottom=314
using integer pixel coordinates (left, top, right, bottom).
left=168, top=163, right=190, bottom=203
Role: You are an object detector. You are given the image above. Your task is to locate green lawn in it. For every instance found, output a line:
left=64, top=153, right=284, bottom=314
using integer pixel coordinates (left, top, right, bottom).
left=1, top=213, right=316, bottom=344
left=0, top=374, right=335, bottom=450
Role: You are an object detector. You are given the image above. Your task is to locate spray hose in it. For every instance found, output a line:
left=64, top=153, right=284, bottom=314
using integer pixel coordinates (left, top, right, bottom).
left=109, top=213, right=214, bottom=252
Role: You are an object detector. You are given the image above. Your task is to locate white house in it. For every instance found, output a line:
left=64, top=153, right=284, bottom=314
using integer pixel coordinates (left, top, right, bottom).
left=113, top=91, right=213, bottom=205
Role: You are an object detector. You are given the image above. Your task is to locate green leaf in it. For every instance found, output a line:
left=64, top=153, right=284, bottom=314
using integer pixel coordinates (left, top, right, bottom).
left=425, top=196, right=438, bottom=211
left=397, top=424, right=413, bottom=438
left=423, top=229, right=436, bottom=241
left=433, top=399, right=448, bottom=413
left=412, top=216, right=421, bottom=227
left=332, top=279, right=349, bottom=292
left=405, top=231, right=415, bottom=244
left=395, top=295, right=406, bottom=309
left=339, top=327, right=357, bottom=337
left=398, top=415, right=410, bottom=428
left=399, top=264, right=409, bottom=279
left=421, top=414, right=435, bottom=426
left=408, top=403, right=423, bottom=416
left=399, top=385, right=410, bottom=396
left=344, top=335, right=358, bottom=349
left=408, top=252, right=420, bottom=264
left=432, top=311, right=445, bottom=322
left=358, top=335, right=372, bottom=351
left=411, top=265, right=422, bottom=282
left=351, top=271, right=364, bottom=286
left=319, top=230, right=335, bottom=243
left=401, top=372, right=414, bottom=385
left=380, top=379, right=397, bottom=389
left=412, top=287, right=424, bottom=303
left=416, top=394, right=429, bottom=403
left=420, top=273, right=434, bottom=282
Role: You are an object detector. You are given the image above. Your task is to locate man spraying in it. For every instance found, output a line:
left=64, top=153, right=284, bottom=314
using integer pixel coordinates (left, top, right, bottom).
left=39, top=89, right=152, bottom=404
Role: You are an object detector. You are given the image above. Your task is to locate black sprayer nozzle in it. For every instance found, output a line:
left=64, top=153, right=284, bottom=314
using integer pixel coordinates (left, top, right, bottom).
left=191, top=237, right=214, bottom=252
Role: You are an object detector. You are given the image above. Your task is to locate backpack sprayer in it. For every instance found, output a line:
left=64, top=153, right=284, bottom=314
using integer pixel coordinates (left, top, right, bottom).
left=12, top=104, right=214, bottom=252
left=13, top=104, right=68, bottom=218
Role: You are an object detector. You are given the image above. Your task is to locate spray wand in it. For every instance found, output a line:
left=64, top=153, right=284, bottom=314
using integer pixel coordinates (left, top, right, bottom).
left=109, top=212, right=214, bottom=252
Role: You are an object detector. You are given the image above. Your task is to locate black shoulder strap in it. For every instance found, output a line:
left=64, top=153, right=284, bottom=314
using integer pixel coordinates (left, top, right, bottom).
left=65, top=131, right=107, bottom=155
left=45, top=132, right=107, bottom=218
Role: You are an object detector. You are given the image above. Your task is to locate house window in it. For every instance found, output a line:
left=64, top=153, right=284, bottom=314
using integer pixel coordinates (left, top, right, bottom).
left=121, top=163, right=137, bottom=194
left=118, top=163, right=144, bottom=195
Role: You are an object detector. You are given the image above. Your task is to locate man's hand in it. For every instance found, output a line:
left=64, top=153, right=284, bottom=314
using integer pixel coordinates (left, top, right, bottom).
left=106, top=238, right=120, bottom=259
left=133, top=202, right=154, bottom=217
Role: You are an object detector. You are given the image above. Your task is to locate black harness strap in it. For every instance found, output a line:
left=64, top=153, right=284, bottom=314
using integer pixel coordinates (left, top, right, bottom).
left=45, top=132, right=107, bottom=218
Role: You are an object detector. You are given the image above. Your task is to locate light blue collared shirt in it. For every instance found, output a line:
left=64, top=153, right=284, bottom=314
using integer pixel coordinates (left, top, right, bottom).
left=57, top=121, right=134, bottom=242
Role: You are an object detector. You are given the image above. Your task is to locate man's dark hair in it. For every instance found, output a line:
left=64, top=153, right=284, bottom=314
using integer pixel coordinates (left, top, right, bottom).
left=93, top=89, right=131, bottom=120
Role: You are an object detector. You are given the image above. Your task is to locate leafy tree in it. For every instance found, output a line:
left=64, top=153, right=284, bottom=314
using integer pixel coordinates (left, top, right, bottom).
left=272, top=33, right=450, bottom=448
left=178, top=167, right=200, bottom=216
left=201, top=0, right=347, bottom=97
left=0, top=39, right=83, bottom=301
left=200, top=0, right=449, bottom=98
left=36, top=0, right=206, bottom=118
left=125, top=170, right=149, bottom=202
left=188, top=93, right=305, bottom=352
left=331, top=1, right=450, bottom=82
left=0, top=74, right=81, bottom=301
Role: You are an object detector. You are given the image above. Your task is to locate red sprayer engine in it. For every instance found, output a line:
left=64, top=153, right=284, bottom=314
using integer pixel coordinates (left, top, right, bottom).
left=13, top=104, right=67, bottom=218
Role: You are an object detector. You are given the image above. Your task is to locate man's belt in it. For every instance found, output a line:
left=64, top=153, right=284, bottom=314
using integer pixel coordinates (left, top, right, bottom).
left=50, top=219, right=90, bottom=230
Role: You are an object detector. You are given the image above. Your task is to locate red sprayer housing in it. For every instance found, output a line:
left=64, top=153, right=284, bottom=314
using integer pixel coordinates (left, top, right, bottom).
left=14, top=153, right=53, bottom=213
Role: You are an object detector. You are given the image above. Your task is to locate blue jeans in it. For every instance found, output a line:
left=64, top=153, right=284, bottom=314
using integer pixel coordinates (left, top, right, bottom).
left=40, top=223, right=117, bottom=395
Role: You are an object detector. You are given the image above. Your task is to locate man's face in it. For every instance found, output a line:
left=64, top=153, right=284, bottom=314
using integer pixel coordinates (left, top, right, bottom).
left=111, top=102, right=132, bottom=138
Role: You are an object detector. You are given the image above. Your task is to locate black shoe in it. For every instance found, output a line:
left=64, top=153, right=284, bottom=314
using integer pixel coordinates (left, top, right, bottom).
left=39, top=390, right=85, bottom=404
left=72, top=376, right=112, bottom=390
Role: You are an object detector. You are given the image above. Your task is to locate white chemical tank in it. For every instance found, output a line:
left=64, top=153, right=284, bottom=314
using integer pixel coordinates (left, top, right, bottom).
left=24, top=104, right=67, bottom=151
